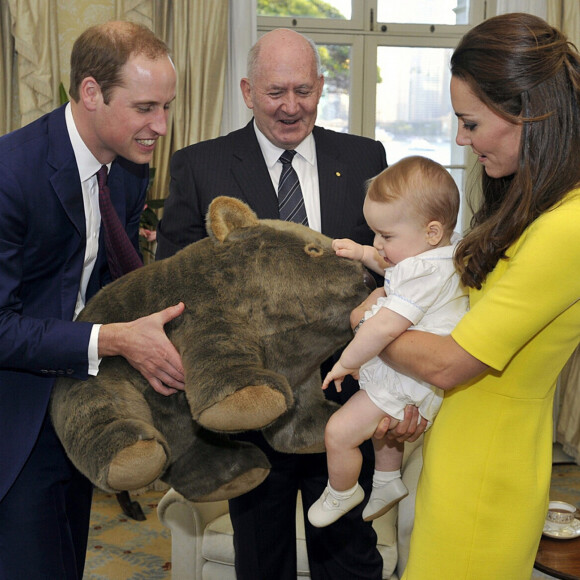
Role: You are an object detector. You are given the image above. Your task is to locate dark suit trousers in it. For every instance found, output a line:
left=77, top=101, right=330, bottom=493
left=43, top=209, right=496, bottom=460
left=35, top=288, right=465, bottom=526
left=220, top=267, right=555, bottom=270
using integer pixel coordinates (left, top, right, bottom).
left=0, top=412, right=93, bottom=579
left=229, top=432, right=383, bottom=580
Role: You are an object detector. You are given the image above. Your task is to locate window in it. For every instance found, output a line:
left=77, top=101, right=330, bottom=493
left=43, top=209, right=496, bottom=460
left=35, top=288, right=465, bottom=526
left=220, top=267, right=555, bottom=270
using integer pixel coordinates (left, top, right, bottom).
left=257, top=0, right=492, bottom=231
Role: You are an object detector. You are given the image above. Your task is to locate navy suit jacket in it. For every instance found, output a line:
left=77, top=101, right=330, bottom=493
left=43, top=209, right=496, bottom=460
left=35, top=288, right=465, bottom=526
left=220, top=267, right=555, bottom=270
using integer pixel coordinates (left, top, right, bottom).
left=0, top=105, right=148, bottom=501
left=156, top=120, right=387, bottom=258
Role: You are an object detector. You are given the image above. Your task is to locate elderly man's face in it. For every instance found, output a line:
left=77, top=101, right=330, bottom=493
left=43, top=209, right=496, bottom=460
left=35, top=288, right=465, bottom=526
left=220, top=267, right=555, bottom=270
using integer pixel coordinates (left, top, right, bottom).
left=241, top=41, right=323, bottom=150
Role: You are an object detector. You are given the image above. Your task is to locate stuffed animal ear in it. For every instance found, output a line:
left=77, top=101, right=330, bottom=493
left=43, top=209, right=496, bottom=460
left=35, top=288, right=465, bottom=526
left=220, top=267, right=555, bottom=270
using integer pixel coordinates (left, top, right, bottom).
left=206, top=196, right=260, bottom=242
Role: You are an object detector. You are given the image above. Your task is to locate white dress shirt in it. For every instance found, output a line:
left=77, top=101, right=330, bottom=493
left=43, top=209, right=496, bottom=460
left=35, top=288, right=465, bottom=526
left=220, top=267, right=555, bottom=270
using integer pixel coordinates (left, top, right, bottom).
left=253, top=121, right=322, bottom=233
left=65, top=103, right=106, bottom=374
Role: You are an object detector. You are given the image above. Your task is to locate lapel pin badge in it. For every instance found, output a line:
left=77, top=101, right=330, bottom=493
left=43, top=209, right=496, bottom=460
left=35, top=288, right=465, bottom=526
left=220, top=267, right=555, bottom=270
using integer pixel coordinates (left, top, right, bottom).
left=335, top=171, right=341, bottom=177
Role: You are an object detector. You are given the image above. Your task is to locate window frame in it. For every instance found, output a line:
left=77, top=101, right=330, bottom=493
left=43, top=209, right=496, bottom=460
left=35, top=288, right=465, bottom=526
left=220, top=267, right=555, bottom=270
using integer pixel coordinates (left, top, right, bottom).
left=257, top=1, right=492, bottom=33
left=257, top=0, right=494, bottom=229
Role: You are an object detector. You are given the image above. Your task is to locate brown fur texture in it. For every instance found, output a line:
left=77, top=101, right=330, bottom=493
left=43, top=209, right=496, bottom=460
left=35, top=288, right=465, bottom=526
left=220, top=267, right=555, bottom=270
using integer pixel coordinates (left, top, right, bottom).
left=50, top=197, right=373, bottom=502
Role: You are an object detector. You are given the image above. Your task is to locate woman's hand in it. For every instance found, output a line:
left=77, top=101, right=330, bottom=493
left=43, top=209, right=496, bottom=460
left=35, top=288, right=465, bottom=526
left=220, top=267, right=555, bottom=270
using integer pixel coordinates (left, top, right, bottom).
left=350, top=287, right=386, bottom=330
left=373, top=405, right=427, bottom=443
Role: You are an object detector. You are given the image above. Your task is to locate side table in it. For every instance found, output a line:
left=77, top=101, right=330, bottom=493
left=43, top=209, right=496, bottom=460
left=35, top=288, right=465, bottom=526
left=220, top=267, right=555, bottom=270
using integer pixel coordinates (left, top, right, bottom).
left=535, top=535, right=580, bottom=580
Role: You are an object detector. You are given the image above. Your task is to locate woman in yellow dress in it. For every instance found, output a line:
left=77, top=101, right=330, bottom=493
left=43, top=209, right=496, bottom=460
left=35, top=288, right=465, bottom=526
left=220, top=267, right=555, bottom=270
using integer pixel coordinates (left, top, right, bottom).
left=365, top=12, right=580, bottom=579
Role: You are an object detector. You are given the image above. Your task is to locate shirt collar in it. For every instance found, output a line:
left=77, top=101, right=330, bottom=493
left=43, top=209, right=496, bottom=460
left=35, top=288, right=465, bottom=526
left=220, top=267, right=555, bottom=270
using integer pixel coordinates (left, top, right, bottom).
left=65, top=103, right=111, bottom=182
left=252, top=120, right=316, bottom=170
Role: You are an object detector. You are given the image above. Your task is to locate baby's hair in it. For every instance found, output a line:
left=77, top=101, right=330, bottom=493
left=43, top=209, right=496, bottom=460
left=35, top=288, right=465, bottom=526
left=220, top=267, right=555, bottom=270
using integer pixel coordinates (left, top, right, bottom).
left=366, top=156, right=460, bottom=235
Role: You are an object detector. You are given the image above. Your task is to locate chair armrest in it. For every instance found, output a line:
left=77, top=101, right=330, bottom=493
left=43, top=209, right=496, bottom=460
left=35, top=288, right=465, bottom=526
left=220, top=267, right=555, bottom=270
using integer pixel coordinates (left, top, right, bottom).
left=157, top=488, right=229, bottom=580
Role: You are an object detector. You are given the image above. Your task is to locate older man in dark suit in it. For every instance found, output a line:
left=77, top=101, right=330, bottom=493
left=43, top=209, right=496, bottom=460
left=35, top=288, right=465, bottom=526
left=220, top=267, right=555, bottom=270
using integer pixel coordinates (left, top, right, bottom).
left=156, top=28, right=387, bottom=580
left=0, top=22, right=183, bottom=579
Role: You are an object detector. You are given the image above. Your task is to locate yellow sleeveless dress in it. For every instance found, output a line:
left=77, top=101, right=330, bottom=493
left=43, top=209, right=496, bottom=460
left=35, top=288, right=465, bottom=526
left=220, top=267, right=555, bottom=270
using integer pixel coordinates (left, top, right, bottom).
left=402, top=190, right=580, bottom=580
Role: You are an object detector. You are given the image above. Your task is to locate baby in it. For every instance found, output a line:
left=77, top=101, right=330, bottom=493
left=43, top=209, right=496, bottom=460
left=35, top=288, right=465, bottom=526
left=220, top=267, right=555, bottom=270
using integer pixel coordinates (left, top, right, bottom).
left=308, top=156, right=468, bottom=527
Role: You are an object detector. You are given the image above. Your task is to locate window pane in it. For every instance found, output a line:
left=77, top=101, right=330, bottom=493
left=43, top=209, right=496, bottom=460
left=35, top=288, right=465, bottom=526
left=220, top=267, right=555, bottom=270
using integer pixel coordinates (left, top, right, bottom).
left=257, top=0, right=351, bottom=19
left=376, top=46, right=457, bottom=166
left=376, top=45, right=466, bottom=226
left=377, top=0, right=470, bottom=25
left=317, top=44, right=351, bottom=133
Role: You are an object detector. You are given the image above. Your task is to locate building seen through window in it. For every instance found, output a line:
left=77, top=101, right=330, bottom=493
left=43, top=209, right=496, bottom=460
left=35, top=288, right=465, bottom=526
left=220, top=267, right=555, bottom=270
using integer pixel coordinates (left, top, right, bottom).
left=258, top=0, right=487, bottom=229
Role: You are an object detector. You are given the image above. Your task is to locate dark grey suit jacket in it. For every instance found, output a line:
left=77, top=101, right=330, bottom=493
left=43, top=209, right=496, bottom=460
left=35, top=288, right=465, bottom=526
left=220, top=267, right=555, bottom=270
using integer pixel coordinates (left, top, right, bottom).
left=156, top=120, right=387, bottom=259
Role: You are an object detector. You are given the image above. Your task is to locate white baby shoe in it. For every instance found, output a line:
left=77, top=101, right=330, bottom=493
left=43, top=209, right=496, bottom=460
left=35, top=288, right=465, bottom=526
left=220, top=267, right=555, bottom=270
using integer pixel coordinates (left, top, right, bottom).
left=362, top=477, right=408, bottom=521
left=308, top=484, right=365, bottom=528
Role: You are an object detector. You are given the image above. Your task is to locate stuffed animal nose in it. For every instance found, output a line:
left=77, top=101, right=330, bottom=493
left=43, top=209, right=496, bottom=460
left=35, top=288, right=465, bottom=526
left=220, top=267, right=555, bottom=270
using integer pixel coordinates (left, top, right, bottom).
left=363, top=269, right=376, bottom=290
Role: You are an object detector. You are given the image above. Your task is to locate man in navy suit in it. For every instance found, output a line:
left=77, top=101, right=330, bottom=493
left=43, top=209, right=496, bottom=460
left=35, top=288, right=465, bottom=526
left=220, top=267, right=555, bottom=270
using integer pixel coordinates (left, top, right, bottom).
left=0, top=21, right=184, bottom=579
left=156, top=29, right=387, bottom=580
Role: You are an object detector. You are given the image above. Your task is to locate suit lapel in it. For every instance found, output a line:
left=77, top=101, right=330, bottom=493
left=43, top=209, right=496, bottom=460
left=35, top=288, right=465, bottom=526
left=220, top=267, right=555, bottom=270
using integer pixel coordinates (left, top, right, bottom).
left=230, top=121, right=280, bottom=219
left=45, top=107, right=88, bottom=317
left=314, top=127, right=349, bottom=235
left=47, top=107, right=86, bottom=238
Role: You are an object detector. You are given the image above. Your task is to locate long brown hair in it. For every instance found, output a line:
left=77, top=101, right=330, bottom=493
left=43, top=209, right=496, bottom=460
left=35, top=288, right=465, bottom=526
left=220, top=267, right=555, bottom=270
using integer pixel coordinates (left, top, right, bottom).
left=451, top=13, right=580, bottom=288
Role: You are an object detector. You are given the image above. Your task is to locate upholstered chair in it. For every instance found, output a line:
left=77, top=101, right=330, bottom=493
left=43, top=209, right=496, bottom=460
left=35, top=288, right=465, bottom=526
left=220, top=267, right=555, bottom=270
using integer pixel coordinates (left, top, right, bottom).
left=158, top=437, right=423, bottom=579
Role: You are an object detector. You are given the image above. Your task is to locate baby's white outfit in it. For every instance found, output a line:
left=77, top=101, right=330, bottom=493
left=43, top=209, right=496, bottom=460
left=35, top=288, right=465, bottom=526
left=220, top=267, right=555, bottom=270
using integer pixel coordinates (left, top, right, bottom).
left=359, top=241, right=468, bottom=424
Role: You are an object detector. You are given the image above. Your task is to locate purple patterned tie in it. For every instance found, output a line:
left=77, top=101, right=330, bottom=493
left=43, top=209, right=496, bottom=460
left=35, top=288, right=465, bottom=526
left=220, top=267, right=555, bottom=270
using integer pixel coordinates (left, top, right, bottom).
left=97, top=165, right=143, bottom=280
left=278, top=150, right=308, bottom=226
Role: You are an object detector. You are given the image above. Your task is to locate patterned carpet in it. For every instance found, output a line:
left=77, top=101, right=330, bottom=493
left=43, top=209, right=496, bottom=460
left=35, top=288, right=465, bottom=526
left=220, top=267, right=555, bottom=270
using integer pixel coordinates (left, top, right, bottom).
left=82, top=456, right=580, bottom=579
left=83, top=489, right=171, bottom=579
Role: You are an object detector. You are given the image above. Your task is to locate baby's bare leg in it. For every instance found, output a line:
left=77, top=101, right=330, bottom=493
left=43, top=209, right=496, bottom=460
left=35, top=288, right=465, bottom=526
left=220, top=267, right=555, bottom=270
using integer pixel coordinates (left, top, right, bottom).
left=373, top=425, right=404, bottom=472
left=324, top=390, right=391, bottom=491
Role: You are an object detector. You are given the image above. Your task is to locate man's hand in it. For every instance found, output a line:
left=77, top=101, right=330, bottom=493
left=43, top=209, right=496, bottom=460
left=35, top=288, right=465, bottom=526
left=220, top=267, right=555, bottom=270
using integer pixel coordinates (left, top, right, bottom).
left=99, top=302, right=186, bottom=396
left=322, top=360, right=360, bottom=392
left=373, top=405, right=427, bottom=443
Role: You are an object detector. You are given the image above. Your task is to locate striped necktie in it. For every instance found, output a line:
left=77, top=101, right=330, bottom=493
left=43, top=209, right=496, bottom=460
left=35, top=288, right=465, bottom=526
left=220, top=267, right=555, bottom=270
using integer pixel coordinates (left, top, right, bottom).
left=278, top=150, right=308, bottom=226
left=97, top=165, right=143, bottom=280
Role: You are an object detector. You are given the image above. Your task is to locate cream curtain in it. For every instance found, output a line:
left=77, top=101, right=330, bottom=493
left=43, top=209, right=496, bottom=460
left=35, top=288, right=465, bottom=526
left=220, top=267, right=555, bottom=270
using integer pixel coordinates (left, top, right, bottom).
left=495, top=1, right=580, bottom=47
left=2, top=0, right=228, bottom=204
left=0, top=0, right=16, bottom=135
left=6, top=0, right=60, bottom=126
left=546, top=0, right=580, bottom=44
left=115, top=0, right=229, bottom=201
left=496, top=0, right=547, bottom=17
left=116, top=0, right=171, bottom=202
left=557, top=345, right=580, bottom=463
left=150, top=0, right=229, bottom=201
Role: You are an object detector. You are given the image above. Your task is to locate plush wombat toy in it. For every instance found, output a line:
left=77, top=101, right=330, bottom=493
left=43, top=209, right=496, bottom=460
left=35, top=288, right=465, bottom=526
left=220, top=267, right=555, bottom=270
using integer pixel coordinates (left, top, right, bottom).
left=50, top=196, right=374, bottom=502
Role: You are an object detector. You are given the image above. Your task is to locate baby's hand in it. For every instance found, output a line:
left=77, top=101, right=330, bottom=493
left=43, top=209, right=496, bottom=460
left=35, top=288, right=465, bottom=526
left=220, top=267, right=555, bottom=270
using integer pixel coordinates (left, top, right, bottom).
left=332, top=238, right=364, bottom=262
left=322, top=360, right=360, bottom=392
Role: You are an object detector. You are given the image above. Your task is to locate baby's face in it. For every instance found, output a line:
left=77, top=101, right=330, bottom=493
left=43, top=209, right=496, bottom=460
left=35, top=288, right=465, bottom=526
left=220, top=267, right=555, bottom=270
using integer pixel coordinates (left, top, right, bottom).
left=364, top=197, right=432, bottom=266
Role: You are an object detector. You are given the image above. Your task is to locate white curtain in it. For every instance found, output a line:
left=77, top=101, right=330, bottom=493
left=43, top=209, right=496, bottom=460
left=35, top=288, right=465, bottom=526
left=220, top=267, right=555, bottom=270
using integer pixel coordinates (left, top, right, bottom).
left=496, top=0, right=580, bottom=45
left=496, top=0, right=547, bottom=17
left=220, top=0, right=256, bottom=135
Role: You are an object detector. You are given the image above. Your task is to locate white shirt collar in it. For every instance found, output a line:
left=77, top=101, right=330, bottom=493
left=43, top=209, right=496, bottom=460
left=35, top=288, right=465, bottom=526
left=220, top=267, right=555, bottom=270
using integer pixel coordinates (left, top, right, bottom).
left=65, top=103, right=110, bottom=181
left=252, top=120, right=316, bottom=170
